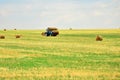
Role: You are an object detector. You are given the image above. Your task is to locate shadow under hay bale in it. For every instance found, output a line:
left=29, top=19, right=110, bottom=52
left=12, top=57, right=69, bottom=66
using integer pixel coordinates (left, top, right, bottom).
left=96, top=35, right=103, bottom=41
left=0, top=35, right=5, bottom=39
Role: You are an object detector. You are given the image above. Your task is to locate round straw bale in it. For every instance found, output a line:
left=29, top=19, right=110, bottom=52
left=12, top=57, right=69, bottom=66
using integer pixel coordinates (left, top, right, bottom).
left=4, top=29, right=6, bottom=31
left=51, top=30, right=59, bottom=36
left=15, top=35, right=21, bottom=38
left=47, top=27, right=58, bottom=31
left=96, top=35, right=103, bottom=41
left=41, top=32, right=46, bottom=36
left=0, top=35, right=5, bottom=39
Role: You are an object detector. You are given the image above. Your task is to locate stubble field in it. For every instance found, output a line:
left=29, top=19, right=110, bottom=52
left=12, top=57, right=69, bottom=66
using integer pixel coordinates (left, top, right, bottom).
left=0, top=29, right=120, bottom=80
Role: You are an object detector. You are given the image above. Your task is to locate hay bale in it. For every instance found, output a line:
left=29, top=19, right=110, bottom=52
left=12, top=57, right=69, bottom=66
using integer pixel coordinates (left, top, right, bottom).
left=69, top=28, right=72, bottom=30
left=41, top=32, right=46, bottom=36
left=14, top=28, right=16, bottom=30
left=47, top=27, right=58, bottom=31
left=96, top=35, right=103, bottom=41
left=15, top=35, right=21, bottom=38
left=0, top=35, right=5, bottom=39
left=51, top=30, right=59, bottom=36
left=4, top=29, right=6, bottom=31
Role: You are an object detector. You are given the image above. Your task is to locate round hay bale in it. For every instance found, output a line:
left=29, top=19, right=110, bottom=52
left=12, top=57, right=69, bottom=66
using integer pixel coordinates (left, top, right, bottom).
left=15, top=35, right=21, bottom=38
left=51, top=30, right=59, bottom=36
left=4, top=29, right=6, bottom=31
left=0, top=35, right=5, bottom=39
left=41, top=32, right=46, bottom=36
left=69, top=28, right=72, bottom=30
left=96, top=35, right=103, bottom=41
left=47, top=27, right=58, bottom=31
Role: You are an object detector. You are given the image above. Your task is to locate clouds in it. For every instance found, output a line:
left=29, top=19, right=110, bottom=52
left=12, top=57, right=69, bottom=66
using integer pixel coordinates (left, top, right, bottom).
left=0, top=0, right=119, bottom=29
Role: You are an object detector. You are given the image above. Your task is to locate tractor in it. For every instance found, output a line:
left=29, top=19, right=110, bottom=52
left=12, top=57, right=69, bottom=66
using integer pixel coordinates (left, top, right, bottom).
left=41, top=27, right=59, bottom=36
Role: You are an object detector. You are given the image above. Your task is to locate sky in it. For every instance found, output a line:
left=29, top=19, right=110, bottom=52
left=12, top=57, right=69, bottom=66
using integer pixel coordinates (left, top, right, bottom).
left=0, top=0, right=120, bottom=29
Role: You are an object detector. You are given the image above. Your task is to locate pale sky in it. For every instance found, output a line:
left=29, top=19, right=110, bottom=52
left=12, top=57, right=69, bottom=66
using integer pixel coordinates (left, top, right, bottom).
left=0, top=0, right=119, bottom=29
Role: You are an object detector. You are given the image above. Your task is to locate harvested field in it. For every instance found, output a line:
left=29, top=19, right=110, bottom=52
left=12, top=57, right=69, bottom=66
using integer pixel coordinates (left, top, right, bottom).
left=0, top=29, right=120, bottom=80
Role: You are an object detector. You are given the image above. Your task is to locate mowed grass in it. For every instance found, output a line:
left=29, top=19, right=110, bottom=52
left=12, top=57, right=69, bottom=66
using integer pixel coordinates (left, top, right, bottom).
left=0, top=29, right=120, bottom=80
